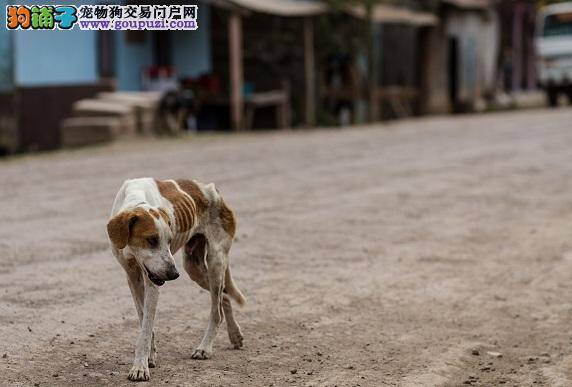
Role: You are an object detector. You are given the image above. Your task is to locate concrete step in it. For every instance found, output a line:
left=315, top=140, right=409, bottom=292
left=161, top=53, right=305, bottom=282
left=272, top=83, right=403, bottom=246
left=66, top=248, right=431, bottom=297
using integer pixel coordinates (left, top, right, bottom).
left=96, top=92, right=162, bottom=135
left=60, top=117, right=120, bottom=148
left=71, top=99, right=137, bottom=136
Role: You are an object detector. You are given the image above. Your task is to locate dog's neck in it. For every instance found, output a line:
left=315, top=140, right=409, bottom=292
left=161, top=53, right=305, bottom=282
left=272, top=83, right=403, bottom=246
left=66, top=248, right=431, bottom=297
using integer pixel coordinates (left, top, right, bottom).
left=135, top=201, right=180, bottom=236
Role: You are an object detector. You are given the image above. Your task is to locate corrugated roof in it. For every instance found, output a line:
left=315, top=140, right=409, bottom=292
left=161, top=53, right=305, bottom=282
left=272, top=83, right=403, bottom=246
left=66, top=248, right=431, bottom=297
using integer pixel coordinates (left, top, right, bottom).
left=346, top=4, right=438, bottom=26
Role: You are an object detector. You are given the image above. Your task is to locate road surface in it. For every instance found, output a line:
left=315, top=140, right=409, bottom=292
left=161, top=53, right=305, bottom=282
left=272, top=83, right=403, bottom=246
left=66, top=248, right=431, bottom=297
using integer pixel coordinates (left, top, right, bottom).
left=2, top=108, right=572, bottom=386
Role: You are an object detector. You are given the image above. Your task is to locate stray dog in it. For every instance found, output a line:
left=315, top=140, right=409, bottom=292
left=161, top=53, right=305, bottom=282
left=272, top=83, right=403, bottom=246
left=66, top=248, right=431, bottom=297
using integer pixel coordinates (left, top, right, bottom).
left=107, top=178, right=246, bottom=382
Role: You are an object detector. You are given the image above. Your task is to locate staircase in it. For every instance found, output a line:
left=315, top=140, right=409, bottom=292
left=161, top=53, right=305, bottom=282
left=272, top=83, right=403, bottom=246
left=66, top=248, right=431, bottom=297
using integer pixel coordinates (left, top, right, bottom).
left=60, top=92, right=162, bottom=148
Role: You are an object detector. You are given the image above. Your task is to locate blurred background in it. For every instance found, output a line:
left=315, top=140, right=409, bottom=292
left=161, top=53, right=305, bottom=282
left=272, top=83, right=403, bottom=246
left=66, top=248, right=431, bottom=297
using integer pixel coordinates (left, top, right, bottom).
left=3, top=2, right=572, bottom=385
left=0, top=0, right=570, bottom=155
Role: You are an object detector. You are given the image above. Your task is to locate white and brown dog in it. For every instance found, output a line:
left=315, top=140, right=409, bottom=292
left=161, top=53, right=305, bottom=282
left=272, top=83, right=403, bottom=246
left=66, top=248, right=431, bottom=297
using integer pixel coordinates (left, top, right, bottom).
left=107, top=178, right=246, bottom=382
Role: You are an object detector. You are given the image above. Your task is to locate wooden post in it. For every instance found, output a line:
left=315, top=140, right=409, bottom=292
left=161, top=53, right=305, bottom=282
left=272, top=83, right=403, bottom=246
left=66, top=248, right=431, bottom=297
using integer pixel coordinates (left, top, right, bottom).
left=366, top=4, right=379, bottom=122
left=418, top=26, right=433, bottom=115
left=525, top=5, right=536, bottom=89
left=303, top=17, right=316, bottom=127
left=229, top=12, right=244, bottom=131
left=512, top=4, right=523, bottom=91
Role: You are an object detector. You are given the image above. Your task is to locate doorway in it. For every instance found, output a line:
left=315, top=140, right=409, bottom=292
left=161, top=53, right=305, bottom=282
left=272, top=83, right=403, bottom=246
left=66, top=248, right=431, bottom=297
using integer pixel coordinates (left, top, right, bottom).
left=154, top=31, right=172, bottom=67
left=448, top=37, right=459, bottom=112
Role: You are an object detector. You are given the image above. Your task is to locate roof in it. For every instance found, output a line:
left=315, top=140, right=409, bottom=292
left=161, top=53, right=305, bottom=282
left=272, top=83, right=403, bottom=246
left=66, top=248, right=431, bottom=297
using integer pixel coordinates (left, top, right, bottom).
left=442, top=0, right=491, bottom=10
left=217, top=0, right=327, bottom=16
left=346, top=4, right=438, bottom=26
left=208, top=0, right=437, bottom=25
left=541, top=2, right=572, bottom=17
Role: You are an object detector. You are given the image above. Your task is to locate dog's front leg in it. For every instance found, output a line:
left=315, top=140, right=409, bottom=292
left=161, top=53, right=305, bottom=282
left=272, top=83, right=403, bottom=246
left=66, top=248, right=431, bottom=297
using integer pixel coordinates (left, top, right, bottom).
left=128, top=279, right=159, bottom=382
left=126, top=270, right=157, bottom=368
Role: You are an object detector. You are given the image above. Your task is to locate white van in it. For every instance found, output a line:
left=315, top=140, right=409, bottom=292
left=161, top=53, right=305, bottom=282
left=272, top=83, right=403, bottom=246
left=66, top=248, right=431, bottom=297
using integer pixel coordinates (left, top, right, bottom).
left=536, top=2, right=572, bottom=106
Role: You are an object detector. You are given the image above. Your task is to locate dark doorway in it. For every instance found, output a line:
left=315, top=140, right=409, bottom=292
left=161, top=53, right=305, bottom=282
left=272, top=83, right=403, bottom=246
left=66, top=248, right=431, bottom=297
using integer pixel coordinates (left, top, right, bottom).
left=154, top=31, right=172, bottom=67
left=448, top=37, right=459, bottom=112
left=97, top=30, right=115, bottom=79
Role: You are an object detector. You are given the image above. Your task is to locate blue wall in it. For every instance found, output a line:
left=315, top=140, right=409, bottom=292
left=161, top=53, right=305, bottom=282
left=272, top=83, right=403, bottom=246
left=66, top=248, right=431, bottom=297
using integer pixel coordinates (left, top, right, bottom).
left=9, top=0, right=99, bottom=86
left=0, top=7, right=13, bottom=91
left=14, top=30, right=98, bottom=86
left=114, top=31, right=153, bottom=91
left=172, top=4, right=212, bottom=80
left=2, top=1, right=212, bottom=89
left=115, top=3, right=212, bottom=90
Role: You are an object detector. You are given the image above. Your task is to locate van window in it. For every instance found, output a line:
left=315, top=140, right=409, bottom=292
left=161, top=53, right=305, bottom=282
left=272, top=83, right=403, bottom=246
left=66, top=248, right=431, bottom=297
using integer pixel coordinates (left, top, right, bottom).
left=544, top=12, right=572, bottom=37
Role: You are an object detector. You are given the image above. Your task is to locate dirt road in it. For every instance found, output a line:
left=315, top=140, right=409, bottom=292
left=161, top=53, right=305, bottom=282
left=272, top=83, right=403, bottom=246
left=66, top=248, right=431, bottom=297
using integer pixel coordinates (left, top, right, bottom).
left=3, top=108, right=572, bottom=386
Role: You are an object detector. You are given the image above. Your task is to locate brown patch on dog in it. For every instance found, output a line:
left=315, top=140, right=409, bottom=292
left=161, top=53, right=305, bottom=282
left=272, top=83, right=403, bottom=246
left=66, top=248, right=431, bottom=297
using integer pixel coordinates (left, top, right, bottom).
left=219, top=199, right=236, bottom=237
left=107, top=211, right=133, bottom=249
left=155, top=179, right=199, bottom=233
left=157, top=208, right=172, bottom=227
left=107, top=208, right=158, bottom=249
left=149, top=207, right=172, bottom=229
left=176, top=179, right=208, bottom=214
left=149, top=208, right=160, bottom=219
left=128, top=208, right=160, bottom=249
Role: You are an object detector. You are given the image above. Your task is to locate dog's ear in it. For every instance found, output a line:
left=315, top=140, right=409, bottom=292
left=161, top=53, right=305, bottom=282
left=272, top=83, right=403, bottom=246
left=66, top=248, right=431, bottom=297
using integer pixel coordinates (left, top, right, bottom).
left=107, top=211, right=137, bottom=249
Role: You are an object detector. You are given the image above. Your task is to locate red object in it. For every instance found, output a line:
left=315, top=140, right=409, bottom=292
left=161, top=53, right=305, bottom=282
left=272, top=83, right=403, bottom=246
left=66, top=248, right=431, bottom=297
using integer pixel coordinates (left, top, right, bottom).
left=145, top=66, right=177, bottom=79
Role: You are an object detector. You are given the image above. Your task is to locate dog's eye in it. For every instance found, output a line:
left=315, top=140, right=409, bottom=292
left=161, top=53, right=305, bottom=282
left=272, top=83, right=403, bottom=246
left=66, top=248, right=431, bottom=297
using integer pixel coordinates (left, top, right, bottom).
left=147, top=236, right=159, bottom=248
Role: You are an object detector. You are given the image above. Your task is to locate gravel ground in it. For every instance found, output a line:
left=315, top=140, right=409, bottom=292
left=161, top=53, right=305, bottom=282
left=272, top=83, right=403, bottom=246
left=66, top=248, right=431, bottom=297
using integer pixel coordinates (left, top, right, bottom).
left=2, top=108, right=572, bottom=386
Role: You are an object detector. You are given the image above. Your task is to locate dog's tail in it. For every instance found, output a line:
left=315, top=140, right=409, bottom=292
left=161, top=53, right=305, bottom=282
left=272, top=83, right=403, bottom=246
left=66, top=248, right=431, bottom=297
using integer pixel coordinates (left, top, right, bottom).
left=225, top=266, right=247, bottom=307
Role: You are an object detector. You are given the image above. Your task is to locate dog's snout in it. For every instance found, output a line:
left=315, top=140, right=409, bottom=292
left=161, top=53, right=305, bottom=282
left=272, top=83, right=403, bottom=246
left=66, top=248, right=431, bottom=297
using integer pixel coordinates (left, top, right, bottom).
left=166, top=266, right=179, bottom=281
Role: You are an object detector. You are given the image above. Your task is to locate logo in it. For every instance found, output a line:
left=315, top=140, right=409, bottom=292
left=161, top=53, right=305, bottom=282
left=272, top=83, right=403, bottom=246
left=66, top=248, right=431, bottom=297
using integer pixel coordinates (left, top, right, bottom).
left=7, top=5, right=77, bottom=30
left=6, top=5, right=199, bottom=31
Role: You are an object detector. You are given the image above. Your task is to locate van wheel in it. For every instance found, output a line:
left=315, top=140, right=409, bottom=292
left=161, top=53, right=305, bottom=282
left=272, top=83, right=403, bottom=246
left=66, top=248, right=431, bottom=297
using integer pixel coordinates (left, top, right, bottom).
left=547, top=90, right=558, bottom=107
left=567, top=91, right=572, bottom=105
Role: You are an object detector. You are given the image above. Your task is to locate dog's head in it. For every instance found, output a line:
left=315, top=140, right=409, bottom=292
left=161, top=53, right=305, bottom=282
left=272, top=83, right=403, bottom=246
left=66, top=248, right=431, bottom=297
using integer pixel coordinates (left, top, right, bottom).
left=107, top=207, right=179, bottom=286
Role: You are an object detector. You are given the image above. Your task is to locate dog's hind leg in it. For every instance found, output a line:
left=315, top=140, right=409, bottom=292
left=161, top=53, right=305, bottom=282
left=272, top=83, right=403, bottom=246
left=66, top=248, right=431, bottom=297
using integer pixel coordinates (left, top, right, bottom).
left=190, top=243, right=226, bottom=360
left=183, top=234, right=210, bottom=290
left=184, top=236, right=244, bottom=351
left=126, top=266, right=157, bottom=368
left=222, top=293, right=243, bottom=349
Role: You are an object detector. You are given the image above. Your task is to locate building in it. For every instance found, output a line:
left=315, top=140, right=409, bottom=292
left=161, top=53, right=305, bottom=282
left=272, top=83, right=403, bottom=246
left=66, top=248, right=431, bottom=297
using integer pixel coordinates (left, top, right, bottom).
left=0, top=0, right=212, bottom=153
left=317, top=3, right=437, bottom=123
left=424, top=0, right=500, bottom=113
left=0, top=0, right=518, bottom=154
left=497, top=0, right=537, bottom=93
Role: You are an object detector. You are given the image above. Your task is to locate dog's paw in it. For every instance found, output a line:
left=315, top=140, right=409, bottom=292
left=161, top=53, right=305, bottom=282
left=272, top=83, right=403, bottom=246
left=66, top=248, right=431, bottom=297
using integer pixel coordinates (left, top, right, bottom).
left=148, top=351, right=157, bottom=368
left=229, top=331, right=244, bottom=349
left=128, top=362, right=150, bottom=382
left=191, top=348, right=212, bottom=360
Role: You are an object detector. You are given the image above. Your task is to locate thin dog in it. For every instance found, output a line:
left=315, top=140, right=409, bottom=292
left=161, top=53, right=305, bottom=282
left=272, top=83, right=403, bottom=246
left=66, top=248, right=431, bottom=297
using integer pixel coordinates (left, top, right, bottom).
left=107, top=178, right=246, bottom=382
